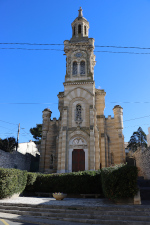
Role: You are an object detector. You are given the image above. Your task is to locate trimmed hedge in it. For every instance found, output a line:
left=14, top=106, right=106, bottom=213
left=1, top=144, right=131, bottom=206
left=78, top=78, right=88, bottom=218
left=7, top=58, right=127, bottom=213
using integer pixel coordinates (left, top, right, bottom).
left=0, top=168, right=27, bottom=199
left=25, top=172, right=38, bottom=192
left=25, top=170, right=102, bottom=194
left=0, top=164, right=139, bottom=200
left=101, top=164, right=138, bottom=200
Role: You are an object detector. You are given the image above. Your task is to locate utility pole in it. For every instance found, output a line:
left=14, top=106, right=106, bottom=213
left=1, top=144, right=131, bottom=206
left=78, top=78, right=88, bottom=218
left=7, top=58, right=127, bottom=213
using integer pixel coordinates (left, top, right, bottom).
left=16, top=123, right=20, bottom=151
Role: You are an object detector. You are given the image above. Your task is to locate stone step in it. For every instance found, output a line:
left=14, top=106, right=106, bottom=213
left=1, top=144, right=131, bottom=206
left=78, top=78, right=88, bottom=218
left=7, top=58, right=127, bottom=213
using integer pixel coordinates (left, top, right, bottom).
left=0, top=202, right=150, bottom=211
left=0, top=203, right=150, bottom=225
left=0, top=208, right=150, bottom=224
left=62, top=217, right=150, bottom=225
left=0, top=207, right=150, bottom=217
left=1, top=212, right=150, bottom=225
left=0, top=212, right=96, bottom=225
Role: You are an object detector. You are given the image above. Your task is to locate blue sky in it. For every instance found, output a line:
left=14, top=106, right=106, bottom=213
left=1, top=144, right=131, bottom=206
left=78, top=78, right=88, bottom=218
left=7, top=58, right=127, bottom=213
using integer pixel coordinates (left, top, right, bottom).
left=0, top=0, right=150, bottom=143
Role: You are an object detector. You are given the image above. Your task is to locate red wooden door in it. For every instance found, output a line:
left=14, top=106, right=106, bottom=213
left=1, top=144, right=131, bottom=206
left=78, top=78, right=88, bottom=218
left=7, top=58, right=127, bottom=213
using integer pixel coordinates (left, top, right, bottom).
left=72, top=149, right=85, bottom=172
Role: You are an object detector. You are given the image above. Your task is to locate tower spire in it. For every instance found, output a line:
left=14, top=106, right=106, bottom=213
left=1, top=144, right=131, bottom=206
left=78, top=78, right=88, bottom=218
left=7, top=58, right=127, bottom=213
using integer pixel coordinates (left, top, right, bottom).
left=78, top=7, right=83, bottom=17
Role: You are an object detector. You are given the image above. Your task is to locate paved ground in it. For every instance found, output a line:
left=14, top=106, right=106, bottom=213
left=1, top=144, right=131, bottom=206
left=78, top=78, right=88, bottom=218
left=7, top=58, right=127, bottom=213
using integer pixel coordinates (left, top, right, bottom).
left=0, top=196, right=150, bottom=206
left=0, top=218, right=37, bottom=225
left=0, top=196, right=113, bottom=207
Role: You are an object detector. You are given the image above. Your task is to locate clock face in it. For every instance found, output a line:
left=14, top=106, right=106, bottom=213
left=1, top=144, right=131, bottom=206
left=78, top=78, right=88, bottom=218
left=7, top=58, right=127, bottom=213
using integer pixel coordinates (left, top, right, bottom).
left=75, top=52, right=82, bottom=57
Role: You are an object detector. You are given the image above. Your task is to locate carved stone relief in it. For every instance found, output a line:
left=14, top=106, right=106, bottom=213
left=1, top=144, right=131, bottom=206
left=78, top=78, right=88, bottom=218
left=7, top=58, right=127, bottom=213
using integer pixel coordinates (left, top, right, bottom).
left=69, top=137, right=87, bottom=149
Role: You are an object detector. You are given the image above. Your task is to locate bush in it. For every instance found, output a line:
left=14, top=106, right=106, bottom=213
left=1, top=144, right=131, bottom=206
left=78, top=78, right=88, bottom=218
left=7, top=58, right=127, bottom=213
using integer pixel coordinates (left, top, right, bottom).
left=25, top=170, right=102, bottom=194
left=0, top=168, right=27, bottom=199
left=25, top=172, right=38, bottom=192
left=26, top=172, right=38, bottom=186
left=101, top=164, right=138, bottom=200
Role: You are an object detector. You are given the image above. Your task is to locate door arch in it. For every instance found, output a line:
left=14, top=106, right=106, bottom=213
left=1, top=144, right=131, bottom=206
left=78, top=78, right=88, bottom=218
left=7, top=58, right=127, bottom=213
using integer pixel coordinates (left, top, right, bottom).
left=68, top=137, right=88, bottom=172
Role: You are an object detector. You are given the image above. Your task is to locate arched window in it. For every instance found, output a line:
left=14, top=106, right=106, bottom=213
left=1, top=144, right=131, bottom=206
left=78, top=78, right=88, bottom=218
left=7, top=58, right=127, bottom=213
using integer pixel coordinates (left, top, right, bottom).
left=73, top=26, right=75, bottom=36
left=78, top=24, right=81, bottom=34
left=76, top=104, right=82, bottom=121
left=84, top=26, right=86, bottom=35
left=80, top=61, right=85, bottom=75
left=73, top=61, right=77, bottom=75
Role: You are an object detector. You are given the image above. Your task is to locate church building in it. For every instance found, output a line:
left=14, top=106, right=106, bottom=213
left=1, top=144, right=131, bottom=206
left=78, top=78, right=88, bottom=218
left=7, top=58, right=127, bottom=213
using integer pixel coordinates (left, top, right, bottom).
left=39, top=8, right=125, bottom=173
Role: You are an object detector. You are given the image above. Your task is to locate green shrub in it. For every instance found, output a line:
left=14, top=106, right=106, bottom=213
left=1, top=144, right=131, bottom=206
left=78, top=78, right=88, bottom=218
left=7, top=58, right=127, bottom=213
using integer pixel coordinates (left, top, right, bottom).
left=0, top=168, right=27, bottom=199
left=101, top=164, right=138, bottom=200
left=25, top=172, right=38, bottom=192
left=25, top=170, right=102, bottom=194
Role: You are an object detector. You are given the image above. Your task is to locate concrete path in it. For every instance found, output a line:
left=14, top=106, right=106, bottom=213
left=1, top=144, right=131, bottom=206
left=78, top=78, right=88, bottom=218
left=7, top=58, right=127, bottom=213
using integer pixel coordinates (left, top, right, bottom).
left=0, top=196, right=113, bottom=207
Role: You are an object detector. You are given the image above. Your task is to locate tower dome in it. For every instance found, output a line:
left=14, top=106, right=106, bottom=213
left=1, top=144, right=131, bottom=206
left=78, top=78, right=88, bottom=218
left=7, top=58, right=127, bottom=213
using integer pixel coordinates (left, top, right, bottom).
left=71, top=7, right=89, bottom=40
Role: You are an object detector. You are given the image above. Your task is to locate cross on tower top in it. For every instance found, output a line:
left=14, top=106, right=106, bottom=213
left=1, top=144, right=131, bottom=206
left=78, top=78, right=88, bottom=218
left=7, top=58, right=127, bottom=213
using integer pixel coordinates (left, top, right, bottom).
left=78, top=7, right=83, bottom=17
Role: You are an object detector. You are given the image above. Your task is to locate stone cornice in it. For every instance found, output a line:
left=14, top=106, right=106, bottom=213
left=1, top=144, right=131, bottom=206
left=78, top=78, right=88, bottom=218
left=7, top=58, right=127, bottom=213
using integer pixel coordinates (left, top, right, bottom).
left=64, top=81, right=94, bottom=86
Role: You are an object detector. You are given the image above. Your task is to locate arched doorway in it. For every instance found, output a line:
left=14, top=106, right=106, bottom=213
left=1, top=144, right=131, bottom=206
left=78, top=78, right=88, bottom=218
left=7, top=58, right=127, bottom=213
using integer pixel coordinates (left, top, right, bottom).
left=68, top=137, right=88, bottom=172
left=72, top=149, right=85, bottom=172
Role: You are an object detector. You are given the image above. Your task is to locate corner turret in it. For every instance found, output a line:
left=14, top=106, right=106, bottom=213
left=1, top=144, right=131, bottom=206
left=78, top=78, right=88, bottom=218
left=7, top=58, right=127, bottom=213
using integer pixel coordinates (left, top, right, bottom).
left=113, top=105, right=123, bottom=130
left=42, top=108, right=52, bottom=132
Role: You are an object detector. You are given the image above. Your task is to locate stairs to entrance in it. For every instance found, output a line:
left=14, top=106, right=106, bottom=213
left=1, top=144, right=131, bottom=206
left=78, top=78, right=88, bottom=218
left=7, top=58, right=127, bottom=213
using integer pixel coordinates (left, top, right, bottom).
left=0, top=202, right=150, bottom=225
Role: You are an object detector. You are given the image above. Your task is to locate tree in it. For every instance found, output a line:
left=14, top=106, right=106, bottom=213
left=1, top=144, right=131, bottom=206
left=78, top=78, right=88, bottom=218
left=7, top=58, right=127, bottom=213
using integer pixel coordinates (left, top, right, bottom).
left=127, top=127, right=147, bottom=152
left=0, top=137, right=17, bottom=152
left=30, top=124, right=42, bottom=144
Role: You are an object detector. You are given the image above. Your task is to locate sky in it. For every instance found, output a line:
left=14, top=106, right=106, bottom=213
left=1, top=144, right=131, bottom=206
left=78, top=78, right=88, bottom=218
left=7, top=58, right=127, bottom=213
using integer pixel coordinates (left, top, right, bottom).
left=0, top=0, right=150, bottom=144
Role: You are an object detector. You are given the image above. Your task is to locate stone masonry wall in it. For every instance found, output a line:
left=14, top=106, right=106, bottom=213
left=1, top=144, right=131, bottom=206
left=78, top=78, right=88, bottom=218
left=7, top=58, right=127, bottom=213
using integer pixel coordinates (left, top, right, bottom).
left=0, top=149, right=31, bottom=171
left=133, top=147, right=150, bottom=180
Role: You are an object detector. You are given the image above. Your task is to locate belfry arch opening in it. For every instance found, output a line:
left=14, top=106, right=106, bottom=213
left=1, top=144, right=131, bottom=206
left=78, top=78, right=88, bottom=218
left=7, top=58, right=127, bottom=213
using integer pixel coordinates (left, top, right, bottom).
left=73, top=26, right=75, bottom=36
left=78, top=24, right=81, bottom=34
left=84, top=26, right=86, bottom=35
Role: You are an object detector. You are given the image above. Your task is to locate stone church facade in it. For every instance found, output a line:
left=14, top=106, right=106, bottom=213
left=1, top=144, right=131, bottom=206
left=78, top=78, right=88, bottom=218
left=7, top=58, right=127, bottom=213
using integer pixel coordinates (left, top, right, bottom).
left=39, top=8, right=125, bottom=173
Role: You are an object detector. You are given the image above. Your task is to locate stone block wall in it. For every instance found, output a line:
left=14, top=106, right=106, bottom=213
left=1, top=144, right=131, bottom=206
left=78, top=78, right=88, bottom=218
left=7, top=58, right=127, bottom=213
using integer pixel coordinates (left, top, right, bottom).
left=133, top=147, right=150, bottom=180
left=0, top=149, right=31, bottom=171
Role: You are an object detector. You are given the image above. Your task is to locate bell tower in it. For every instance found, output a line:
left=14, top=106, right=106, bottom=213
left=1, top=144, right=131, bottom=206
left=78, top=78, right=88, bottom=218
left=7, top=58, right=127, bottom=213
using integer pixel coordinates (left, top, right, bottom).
left=64, top=7, right=96, bottom=83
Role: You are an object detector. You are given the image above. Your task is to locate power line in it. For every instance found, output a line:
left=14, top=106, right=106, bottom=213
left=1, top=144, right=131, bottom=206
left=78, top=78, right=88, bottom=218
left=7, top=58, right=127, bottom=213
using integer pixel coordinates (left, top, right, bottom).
left=0, top=43, right=64, bottom=46
left=95, top=45, right=150, bottom=50
left=124, top=115, right=150, bottom=122
left=0, top=119, right=18, bottom=126
left=0, top=125, right=17, bottom=131
left=1, top=47, right=150, bottom=54
left=0, top=101, right=150, bottom=105
left=95, top=51, right=150, bottom=55
left=1, top=43, right=150, bottom=50
left=0, top=47, right=63, bottom=51
left=1, top=43, right=150, bottom=54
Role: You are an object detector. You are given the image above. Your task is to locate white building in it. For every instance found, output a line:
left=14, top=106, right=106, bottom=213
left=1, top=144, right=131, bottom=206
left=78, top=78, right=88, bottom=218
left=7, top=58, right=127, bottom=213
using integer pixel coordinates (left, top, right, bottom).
left=17, top=140, right=40, bottom=157
left=147, top=127, right=150, bottom=147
